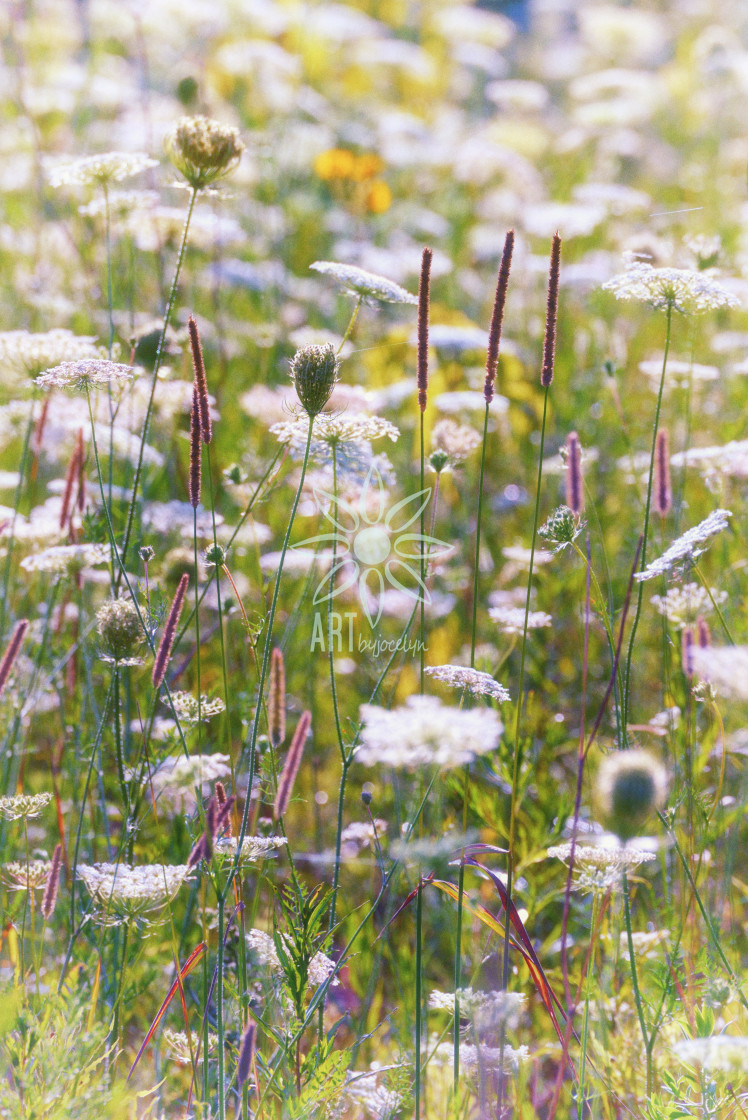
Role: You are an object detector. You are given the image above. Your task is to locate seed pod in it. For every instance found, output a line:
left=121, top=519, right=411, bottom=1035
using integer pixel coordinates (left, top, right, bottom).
left=152, top=574, right=189, bottom=689
left=541, top=233, right=562, bottom=388
left=165, top=115, right=244, bottom=190
left=289, top=344, right=339, bottom=418
left=483, top=230, right=514, bottom=404
left=417, top=247, right=433, bottom=413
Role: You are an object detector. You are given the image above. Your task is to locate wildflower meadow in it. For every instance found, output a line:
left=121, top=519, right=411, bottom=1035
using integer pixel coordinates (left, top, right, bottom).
left=1, top=0, right=747, bottom=1117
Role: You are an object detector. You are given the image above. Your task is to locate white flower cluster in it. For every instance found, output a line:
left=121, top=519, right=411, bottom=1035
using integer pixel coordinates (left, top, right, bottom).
left=617, top=928, right=670, bottom=960
left=340, top=820, right=387, bottom=852
left=691, top=645, right=748, bottom=701
left=671, top=440, right=748, bottom=489
left=271, top=413, right=399, bottom=448
left=650, top=582, right=726, bottom=628
left=635, top=509, right=732, bottom=582
left=431, top=1039, right=528, bottom=1074
left=428, top=987, right=525, bottom=1030
left=48, top=151, right=157, bottom=188
left=36, top=359, right=135, bottom=391
left=602, top=261, right=739, bottom=314
left=489, top=606, right=552, bottom=635
left=161, top=1027, right=216, bottom=1064
left=310, top=260, right=417, bottom=305
left=0, top=329, right=100, bottom=378
left=143, top=753, right=232, bottom=814
left=673, top=1035, right=748, bottom=1073
left=425, top=664, right=510, bottom=702
left=76, top=862, right=193, bottom=925
left=356, top=695, right=502, bottom=769
left=20, top=542, right=111, bottom=575
left=214, top=836, right=287, bottom=863
left=547, top=842, right=657, bottom=894
left=2, top=859, right=53, bottom=890
left=0, top=792, right=52, bottom=820
left=169, top=691, right=226, bottom=724
left=246, top=928, right=338, bottom=988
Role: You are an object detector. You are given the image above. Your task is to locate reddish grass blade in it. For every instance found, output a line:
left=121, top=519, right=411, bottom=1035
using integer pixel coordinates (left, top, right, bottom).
left=128, top=941, right=207, bottom=1080
left=374, top=872, right=434, bottom=941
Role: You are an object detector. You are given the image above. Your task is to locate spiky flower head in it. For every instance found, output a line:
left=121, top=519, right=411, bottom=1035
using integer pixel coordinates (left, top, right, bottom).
left=289, top=344, right=340, bottom=418
left=96, top=597, right=143, bottom=663
left=539, top=505, right=584, bottom=553
left=165, top=115, right=244, bottom=190
left=596, top=750, right=668, bottom=840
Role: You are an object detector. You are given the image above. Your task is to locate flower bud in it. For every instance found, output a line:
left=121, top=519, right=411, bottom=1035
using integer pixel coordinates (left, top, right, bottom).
left=96, top=598, right=143, bottom=662
left=289, top=344, right=339, bottom=418
left=165, top=115, right=244, bottom=190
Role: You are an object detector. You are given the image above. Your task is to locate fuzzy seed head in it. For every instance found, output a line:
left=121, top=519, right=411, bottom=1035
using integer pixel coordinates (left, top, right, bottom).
left=565, top=431, right=584, bottom=514
left=96, top=598, right=143, bottom=662
left=654, top=428, right=672, bottom=517
left=596, top=750, right=668, bottom=840
left=165, top=115, right=244, bottom=190
left=289, top=344, right=339, bottom=418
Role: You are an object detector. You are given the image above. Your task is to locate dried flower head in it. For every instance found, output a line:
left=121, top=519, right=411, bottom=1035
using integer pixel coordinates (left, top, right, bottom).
left=0, top=792, right=52, bottom=821
left=603, top=260, right=739, bottom=314
left=541, top=233, right=562, bottom=387
left=36, top=359, right=135, bottom=392
left=565, top=431, right=584, bottom=514
left=48, top=151, right=157, bottom=188
left=596, top=750, right=668, bottom=840
left=538, top=505, right=584, bottom=553
left=96, top=598, right=144, bottom=663
left=289, top=344, right=340, bottom=418
left=654, top=428, right=672, bottom=517
left=274, top=711, right=312, bottom=820
left=76, top=862, right=193, bottom=926
left=41, top=843, right=63, bottom=919
left=152, top=573, right=189, bottom=689
left=309, top=260, right=417, bottom=305
left=165, top=115, right=244, bottom=190
left=484, top=230, right=514, bottom=404
left=417, top=247, right=433, bottom=412
left=424, top=664, right=510, bottom=702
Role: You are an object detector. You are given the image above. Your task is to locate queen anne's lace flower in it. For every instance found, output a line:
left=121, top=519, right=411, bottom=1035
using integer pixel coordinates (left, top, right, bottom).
left=76, top=862, right=193, bottom=926
left=673, top=1035, right=748, bottom=1073
left=213, top=836, right=287, bottom=863
left=602, top=260, right=739, bottom=314
left=20, top=542, right=111, bottom=575
left=424, top=664, right=510, bottom=702
left=650, top=582, right=726, bottom=628
left=547, top=842, right=657, bottom=894
left=141, top=753, right=232, bottom=813
left=246, top=928, right=338, bottom=988
left=0, top=792, right=52, bottom=820
left=356, top=695, right=501, bottom=769
left=2, top=860, right=53, bottom=891
left=169, top=691, right=226, bottom=724
left=635, top=509, right=731, bottom=581
left=272, top=413, right=399, bottom=448
left=310, top=261, right=417, bottom=305
left=48, top=152, right=157, bottom=188
left=0, top=329, right=100, bottom=378
left=161, top=1028, right=217, bottom=1064
left=691, top=645, right=748, bottom=700
left=36, top=359, right=135, bottom=391
left=428, top=988, right=525, bottom=1031
left=489, top=606, right=552, bottom=634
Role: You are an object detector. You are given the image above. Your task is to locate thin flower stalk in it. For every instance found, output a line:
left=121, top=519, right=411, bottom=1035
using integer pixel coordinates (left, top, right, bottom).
left=417, top=247, right=433, bottom=691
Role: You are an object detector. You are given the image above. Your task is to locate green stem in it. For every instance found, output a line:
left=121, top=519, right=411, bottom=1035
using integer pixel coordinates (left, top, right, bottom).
left=622, top=303, right=673, bottom=730
left=693, top=562, right=735, bottom=644
left=120, top=186, right=199, bottom=569
left=414, top=880, right=423, bottom=1120
left=622, top=870, right=651, bottom=1096
left=216, top=894, right=226, bottom=1120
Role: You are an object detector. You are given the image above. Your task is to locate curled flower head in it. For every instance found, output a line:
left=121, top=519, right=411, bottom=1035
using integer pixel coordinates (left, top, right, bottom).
left=602, top=259, right=739, bottom=314
left=165, top=115, right=244, bottom=190
left=596, top=750, right=668, bottom=840
left=289, top=344, right=340, bottom=418
left=96, top=597, right=144, bottom=663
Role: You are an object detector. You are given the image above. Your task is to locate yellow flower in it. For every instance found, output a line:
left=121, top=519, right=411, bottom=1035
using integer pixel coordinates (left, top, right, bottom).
left=314, top=148, right=356, bottom=181
left=366, top=179, right=392, bottom=213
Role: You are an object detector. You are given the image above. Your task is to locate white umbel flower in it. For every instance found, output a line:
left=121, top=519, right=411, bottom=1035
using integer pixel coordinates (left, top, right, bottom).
left=547, top=842, right=657, bottom=894
left=213, top=836, right=287, bottom=863
left=246, top=928, right=338, bottom=988
left=48, top=152, right=157, bottom=188
left=356, top=695, right=501, bottom=769
left=602, top=261, right=739, bottom=314
left=310, top=260, right=417, bottom=305
left=0, top=792, right=52, bottom=820
left=635, top=509, right=731, bottom=581
left=76, top=862, right=193, bottom=926
left=36, top=359, right=135, bottom=391
left=489, top=606, right=552, bottom=634
left=673, top=1035, right=748, bottom=1073
left=425, top=664, right=510, bottom=702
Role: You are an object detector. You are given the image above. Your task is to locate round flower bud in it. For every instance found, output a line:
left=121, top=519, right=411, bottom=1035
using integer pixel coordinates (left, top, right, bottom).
left=289, top=344, right=339, bottom=418
left=165, top=115, right=244, bottom=190
left=96, top=598, right=143, bottom=662
left=204, top=544, right=226, bottom=567
left=596, top=749, right=668, bottom=841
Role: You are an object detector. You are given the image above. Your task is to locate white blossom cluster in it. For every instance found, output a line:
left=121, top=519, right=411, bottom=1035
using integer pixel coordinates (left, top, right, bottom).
left=602, top=260, right=739, bottom=314
left=428, top=987, right=525, bottom=1030
left=20, top=542, right=111, bottom=575
left=650, top=582, right=726, bottom=627
left=36, top=359, right=135, bottom=391
left=691, top=645, right=748, bottom=700
left=48, top=151, right=157, bottom=188
left=673, top=1035, right=748, bottom=1073
left=635, top=509, right=732, bottom=582
left=671, top=440, right=748, bottom=489
left=425, top=664, right=510, bottom=702
left=547, top=842, right=657, bottom=894
left=0, top=792, right=52, bottom=820
left=310, top=260, right=417, bottom=305
left=213, top=836, right=287, bottom=863
left=356, top=695, right=502, bottom=769
left=76, top=862, right=193, bottom=925
left=488, top=606, right=552, bottom=635
left=246, top=928, right=338, bottom=988
left=169, top=691, right=226, bottom=724
left=0, top=329, right=100, bottom=379
left=142, top=753, right=232, bottom=814
left=272, top=413, right=399, bottom=447
left=431, top=1039, right=528, bottom=1075
left=2, top=859, right=54, bottom=890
